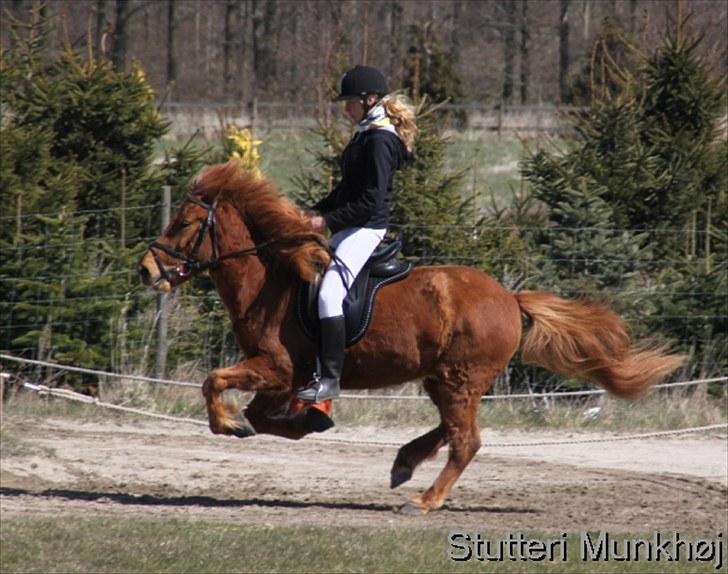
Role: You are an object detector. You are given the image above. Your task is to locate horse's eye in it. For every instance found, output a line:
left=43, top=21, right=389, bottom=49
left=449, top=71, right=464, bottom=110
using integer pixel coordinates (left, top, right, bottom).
left=180, top=220, right=191, bottom=228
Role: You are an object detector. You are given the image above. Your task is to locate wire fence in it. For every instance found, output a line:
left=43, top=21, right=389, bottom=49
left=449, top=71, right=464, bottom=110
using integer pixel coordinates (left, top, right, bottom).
left=160, top=101, right=585, bottom=139
left=2, top=202, right=725, bottom=377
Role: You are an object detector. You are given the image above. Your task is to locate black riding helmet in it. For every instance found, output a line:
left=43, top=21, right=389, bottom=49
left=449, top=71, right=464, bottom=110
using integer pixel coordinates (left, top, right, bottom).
left=333, top=65, right=388, bottom=101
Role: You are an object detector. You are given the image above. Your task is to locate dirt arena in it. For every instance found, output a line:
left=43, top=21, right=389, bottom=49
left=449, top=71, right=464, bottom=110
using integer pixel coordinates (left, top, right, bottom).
left=2, top=417, right=726, bottom=533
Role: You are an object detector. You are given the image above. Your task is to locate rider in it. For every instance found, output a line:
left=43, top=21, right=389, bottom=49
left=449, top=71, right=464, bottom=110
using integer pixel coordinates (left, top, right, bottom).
left=297, top=65, right=417, bottom=403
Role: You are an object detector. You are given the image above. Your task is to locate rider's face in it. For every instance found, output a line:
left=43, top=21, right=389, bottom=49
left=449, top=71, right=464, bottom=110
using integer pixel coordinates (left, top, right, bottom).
left=344, top=98, right=365, bottom=123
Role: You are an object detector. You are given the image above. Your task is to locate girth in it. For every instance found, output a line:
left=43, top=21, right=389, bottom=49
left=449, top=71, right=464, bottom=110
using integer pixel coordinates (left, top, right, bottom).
left=296, top=240, right=412, bottom=347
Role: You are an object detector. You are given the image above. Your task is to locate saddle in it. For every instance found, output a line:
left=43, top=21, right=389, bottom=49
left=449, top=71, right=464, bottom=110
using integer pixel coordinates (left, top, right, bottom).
left=296, top=240, right=412, bottom=347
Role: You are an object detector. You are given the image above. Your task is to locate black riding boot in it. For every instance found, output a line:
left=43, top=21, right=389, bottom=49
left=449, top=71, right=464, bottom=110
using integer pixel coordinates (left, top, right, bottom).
left=297, top=315, right=345, bottom=402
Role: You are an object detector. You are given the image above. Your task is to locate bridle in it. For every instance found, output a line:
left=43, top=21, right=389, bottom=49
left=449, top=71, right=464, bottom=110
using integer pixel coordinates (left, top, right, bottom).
left=147, top=195, right=276, bottom=286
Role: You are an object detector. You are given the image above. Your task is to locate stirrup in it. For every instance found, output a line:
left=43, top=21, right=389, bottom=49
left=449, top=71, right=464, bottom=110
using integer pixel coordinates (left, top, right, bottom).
left=297, top=377, right=340, bottom=403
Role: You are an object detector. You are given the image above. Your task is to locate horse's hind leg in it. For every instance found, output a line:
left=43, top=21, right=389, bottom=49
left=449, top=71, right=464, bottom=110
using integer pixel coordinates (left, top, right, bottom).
left=390, top=378, right=447, bottom=488
left=401, top=370, right=492, bottom=514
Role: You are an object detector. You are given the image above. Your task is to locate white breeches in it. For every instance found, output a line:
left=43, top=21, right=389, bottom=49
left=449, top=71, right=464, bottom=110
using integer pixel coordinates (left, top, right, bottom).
left=318, top=227, right=386, bottom=318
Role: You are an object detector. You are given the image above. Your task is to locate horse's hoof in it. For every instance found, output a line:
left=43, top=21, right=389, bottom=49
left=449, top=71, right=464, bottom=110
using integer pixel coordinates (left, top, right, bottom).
left=390, top=465, right=413, bottom=489
left=397, top=501, right=428, bottom=516
left=229, top=413, right=257, bottom=438
left=304, top=407, right=335, bottom=433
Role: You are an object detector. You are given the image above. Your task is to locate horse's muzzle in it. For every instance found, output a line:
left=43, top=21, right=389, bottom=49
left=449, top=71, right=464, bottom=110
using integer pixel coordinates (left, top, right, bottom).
left=138, top=253, right=172, bottom=292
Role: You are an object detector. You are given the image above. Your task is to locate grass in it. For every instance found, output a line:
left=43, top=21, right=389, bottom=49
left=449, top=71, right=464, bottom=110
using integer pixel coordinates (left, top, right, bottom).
left=331, top=385, right=727, bottom=432
left=0, top=517, right=724, bottom=574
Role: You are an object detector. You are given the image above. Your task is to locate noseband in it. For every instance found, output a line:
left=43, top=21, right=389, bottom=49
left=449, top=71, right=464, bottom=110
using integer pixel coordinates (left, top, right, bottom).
left=147, top=195, right=275, bottom=285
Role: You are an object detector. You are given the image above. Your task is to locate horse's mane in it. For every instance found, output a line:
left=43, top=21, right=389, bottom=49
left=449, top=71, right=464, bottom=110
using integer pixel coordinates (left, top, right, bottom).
left=194, top=160, right=330, bottom=281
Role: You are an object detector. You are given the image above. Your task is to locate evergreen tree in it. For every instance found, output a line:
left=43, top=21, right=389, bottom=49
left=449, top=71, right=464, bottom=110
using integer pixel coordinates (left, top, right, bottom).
left=1, top=11, right=178, bottom=381
left=388, top=101, right=474, bottom=264
left=523, top=23, right=727, bottom=376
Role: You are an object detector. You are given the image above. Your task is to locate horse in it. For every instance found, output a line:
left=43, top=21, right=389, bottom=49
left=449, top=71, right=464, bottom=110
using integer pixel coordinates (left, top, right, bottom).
left=138, top=160, right=684, bottom=514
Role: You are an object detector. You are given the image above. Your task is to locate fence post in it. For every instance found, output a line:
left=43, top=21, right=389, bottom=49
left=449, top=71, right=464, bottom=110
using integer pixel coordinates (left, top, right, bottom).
left=250, top=97, right=258, bottom=134
left=156, top=186, right=171, bottom=379
left=496, top=101, right=503, bottom=138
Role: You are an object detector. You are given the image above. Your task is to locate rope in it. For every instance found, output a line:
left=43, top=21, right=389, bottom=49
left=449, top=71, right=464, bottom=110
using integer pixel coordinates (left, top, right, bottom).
left=15, top=381, right=727, bottom=450
left=339, top=377, right=728, bottom=401
left=2, top=353, right=724, bottom=399
left=308, top=424, right=728, bottom=449
left=22, top=382, right=208, bottom=427
left=0, top=354, right=201, bottom=388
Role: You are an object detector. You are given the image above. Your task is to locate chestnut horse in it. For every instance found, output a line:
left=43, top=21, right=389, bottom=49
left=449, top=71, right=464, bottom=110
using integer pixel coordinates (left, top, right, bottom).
left=139, top=161, right=683, bottom=514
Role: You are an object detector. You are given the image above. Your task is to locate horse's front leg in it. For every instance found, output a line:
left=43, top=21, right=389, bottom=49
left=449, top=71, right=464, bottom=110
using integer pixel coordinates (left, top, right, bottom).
left=202, top=356, right=289, bottom=436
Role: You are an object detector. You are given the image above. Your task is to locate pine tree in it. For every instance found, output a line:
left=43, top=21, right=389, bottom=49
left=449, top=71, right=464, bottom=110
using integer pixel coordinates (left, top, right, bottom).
left=388, top=102, right=474, bottom=264
left=522, top=22, right=727, bottom=376
left=0, top=11, right=176, bottom=382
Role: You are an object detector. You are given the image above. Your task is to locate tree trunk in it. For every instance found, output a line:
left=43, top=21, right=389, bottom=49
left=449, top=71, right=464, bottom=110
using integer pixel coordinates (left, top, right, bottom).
left=238, top=0, right=250, bottom=102
left=502, top=0, right=516, bottom=105
left=520, top=0, right=530, bottom=104
left=450, top=0, right=462, bottom=70
left=166, top=0, right=177, bottom=90
left=559, top=0, right=571, bottom=103
left=388, top=0, right=403, bottom=84
left=629, top=0, right=638, bottom=34
left=195, top=0, right=201, bottom=69
left=361, top=0, right=370, bottom=65
left=289, top=2, right=300, bottom=102
left=95, top=0, right=107, bottom=56
left=223, top=0, right=237, bottom=97
left=251, top=0, right=278, bottom=98
left=111, top=0, right=130, bottom=71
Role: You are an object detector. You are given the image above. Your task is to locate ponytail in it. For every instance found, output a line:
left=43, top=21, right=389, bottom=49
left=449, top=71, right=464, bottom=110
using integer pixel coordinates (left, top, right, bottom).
left=381, top=94, right=417, bottom=153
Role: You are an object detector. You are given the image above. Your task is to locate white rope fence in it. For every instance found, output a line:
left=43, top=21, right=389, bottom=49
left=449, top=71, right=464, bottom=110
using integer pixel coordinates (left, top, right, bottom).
left=21, top=382, right=208, bottom=427
left=13, top=381, right=728, bottom=449
left=2, top=353, right=725, bottom=401
left=340, top=377, right=728, bottom=401
left=0, top=354, right=200, bottom=388
left=310, top=424, right=728, bottom=449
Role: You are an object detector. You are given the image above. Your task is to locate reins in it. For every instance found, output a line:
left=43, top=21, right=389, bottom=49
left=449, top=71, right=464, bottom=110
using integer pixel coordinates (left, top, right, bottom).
left=147, top=194, right=332, bottom=285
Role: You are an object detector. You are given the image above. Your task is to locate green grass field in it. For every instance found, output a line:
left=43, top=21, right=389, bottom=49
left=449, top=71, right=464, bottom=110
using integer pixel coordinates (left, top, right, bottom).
left=1, top=517, right=724, bottom=574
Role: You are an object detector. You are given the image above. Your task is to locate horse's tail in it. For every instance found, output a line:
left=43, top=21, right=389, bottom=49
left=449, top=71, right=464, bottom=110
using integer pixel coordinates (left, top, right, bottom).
left=515, top=291, right=685, bottom=398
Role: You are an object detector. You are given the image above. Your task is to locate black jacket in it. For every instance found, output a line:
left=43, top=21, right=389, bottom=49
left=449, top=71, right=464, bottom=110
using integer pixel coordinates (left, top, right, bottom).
left=313, top=129, right=408, bottom=234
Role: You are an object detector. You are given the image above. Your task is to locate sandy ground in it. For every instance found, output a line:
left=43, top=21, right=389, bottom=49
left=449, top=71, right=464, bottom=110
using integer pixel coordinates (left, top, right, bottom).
left=1, top=417, right=726, bottom=533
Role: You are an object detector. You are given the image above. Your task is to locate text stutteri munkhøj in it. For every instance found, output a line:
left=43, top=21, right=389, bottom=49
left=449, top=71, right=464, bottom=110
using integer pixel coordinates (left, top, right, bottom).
left=448, top=531, right=724, bottom=570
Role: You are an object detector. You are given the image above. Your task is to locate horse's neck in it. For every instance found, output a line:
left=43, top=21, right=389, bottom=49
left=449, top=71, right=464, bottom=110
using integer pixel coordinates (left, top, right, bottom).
left=211, top=207, right=293, bottom=347
left=211, top=257, right=292, bottom=346
left=210, top=210, right=266, bottom=319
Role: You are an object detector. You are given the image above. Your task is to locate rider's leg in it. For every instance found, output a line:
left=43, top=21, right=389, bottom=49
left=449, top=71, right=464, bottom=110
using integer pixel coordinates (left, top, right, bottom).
left=297, top=227, right=385, bottom=403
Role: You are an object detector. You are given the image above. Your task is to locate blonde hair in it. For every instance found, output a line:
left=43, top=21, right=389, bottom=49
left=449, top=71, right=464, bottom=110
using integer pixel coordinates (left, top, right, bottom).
left=381, top=94, right=417, bottom=153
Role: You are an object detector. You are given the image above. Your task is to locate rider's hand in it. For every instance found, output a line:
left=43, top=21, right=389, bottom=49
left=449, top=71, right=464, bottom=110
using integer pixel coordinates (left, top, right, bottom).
left=309, top=215, right=327, bottom=231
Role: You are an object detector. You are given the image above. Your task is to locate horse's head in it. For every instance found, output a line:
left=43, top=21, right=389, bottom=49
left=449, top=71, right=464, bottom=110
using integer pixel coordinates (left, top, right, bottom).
left=138, top=191, right=222, bottom=292
left=138, top=161, right=330, bottom=292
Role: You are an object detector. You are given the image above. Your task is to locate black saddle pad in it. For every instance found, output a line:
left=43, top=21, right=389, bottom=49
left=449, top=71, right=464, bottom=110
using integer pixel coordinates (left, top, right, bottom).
left=296, top=241, right=412, bottom=347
